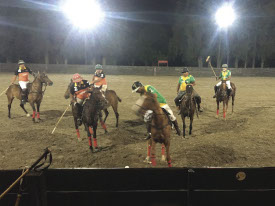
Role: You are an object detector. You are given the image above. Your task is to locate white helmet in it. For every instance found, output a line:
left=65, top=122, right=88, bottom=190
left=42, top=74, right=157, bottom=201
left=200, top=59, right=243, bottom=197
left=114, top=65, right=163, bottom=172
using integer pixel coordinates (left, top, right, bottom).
left=18, top=60, right=25, bottom=65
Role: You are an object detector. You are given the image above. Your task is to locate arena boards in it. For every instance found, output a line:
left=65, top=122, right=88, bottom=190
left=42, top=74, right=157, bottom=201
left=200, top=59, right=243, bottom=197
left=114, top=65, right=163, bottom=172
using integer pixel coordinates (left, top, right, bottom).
left=0, top=167, right=275, bottom=206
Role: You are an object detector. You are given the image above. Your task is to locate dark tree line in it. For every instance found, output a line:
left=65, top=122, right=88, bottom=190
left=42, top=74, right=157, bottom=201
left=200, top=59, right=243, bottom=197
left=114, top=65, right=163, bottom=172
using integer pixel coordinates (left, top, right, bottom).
left=0, top=0, right=274, bottom=68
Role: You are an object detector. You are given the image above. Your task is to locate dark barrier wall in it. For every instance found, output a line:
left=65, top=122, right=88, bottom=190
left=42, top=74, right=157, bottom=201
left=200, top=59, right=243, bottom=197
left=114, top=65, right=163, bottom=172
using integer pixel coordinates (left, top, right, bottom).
left=1, top=63, right=275, bottom=77
left=0, top=168, right=275, bottom=206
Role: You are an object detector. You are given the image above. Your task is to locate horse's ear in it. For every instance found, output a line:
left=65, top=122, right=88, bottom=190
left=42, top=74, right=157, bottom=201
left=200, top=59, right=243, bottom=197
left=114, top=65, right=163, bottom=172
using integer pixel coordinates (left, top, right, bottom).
left=70, top=79, right=73, bottom=83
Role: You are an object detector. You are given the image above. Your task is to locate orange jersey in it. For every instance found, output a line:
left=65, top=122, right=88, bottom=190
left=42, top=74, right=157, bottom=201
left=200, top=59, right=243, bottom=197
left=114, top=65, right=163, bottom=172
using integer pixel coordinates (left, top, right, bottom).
left=94, top=76, right=107, bottom=86
left=75, top=88, right=90, bottom=100
left=15, top=66, right=32, bottom=82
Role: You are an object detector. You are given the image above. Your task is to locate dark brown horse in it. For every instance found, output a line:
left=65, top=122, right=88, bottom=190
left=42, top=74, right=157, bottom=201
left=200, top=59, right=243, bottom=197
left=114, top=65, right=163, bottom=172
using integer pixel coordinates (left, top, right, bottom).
left=216, top=80, right=236, bottom=119
left=82, top=87, right=108, bottom=152
left=6, top=72, right=53, bottom=122
left=132, top=92, right=172, bottom=167
left=64, top=80, right=121, bottom=127
left=179, top=85, right=197, bottom=138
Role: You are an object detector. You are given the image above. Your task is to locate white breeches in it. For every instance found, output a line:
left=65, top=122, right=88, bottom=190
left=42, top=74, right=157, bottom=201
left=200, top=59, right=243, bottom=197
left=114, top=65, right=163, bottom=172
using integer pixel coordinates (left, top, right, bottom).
left=161, top=104, right=176, bottom=121
left=94, top=85, right=107, bottom=92
left=76, top=98, right=84, bottom=105
left=19, top=81, right=29, bottom=90
left=216, top=80, right=231, bottom=89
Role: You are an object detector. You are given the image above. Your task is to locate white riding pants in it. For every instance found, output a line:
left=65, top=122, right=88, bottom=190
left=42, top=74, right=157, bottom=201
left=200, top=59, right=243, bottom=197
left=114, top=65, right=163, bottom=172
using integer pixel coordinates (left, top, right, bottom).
left=161, top=104, right=176, bottom=121
left=216, top=80, right=231, bottom=89
left=94, top=85, right=107, bottom=92
left=19, top=81, right=29, bottom=90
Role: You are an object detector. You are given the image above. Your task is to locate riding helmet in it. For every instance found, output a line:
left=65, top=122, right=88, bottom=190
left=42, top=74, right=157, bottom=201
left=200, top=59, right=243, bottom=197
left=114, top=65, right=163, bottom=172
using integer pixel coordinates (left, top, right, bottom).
left=72, top=73, right=83, bottom=83
left=18, top=60, right=25, bottom=65
left=95, top=64, right=103, bottom=70
left=182, top=67, right=189, bottom=73
left=222, top=64, right=228, bottom=68
left=132, top=81, right=143, bottom=93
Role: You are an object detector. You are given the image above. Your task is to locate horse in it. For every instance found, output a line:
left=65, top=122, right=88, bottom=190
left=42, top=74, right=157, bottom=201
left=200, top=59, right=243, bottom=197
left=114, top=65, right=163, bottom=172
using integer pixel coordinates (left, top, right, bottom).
left=6, top=72, right=53, bottom=122
left=132, top=92, right=172, bottom=167
left=179, top=85, right=197, bottom=138
left=64, top=80, right=121, bottom=127
left=82, top=87, right=108, bottom=152
left=216, top=80, right=236, bottom=119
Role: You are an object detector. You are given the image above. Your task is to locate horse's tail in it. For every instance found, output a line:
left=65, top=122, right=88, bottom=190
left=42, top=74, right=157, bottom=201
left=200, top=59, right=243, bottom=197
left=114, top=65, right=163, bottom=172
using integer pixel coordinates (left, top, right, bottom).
left=117, top=96, right=122, bottom=102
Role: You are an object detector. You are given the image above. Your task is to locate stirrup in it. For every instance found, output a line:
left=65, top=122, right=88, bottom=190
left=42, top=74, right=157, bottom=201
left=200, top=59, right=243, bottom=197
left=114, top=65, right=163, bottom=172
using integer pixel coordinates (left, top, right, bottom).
left=144, top=133, right=151, bottom=140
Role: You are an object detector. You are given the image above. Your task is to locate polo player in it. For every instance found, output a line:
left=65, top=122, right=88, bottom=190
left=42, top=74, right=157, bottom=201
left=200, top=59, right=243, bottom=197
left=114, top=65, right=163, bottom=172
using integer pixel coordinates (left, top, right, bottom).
left=213, top=64, right=232, bottom=98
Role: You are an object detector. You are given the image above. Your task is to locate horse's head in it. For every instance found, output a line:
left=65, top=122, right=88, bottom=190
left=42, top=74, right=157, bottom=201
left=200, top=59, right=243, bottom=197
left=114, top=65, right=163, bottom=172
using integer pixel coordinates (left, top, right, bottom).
left=186, top=84, right=193, bottom=95
left=132, top=92, right=158, bottom=116
left=64, top=79, right=73, bottom=99
left=36, top=72, right=53, bottom=86
left=89, top=86, right=108, bottom=110
left=221, top=80, right=227, bottom=91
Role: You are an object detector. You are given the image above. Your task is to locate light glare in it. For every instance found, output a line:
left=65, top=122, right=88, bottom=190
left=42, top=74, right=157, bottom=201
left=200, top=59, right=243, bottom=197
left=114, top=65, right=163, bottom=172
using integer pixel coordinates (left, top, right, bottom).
left=62, top=0, right=104, bottom=30
left=215, top=4, right=236, bottom=28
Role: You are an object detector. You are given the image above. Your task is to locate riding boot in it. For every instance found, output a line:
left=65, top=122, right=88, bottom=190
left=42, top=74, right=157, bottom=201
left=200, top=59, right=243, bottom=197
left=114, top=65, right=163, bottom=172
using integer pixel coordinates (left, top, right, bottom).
left=76, top=104, right=83, bottom=126
left=21, top=89, right=28, bottom=105
left=145, top=122, right=152, bottom=140
left=213, top=86, right=218, bottom=98
left=172, top=120, right=181, bottom=136
left=227, top=88, right=232, bottom=97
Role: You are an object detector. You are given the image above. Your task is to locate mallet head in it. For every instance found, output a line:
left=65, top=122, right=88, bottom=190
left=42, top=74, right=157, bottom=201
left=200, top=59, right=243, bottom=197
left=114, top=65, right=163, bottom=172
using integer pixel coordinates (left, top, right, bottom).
left=206, top=56, right=211, bottom=62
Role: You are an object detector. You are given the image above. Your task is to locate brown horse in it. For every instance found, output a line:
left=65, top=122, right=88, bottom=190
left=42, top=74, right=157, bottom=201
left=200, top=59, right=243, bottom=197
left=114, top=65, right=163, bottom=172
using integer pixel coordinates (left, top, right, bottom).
left=64, top=80, right=121, bottom=127
left=179, top=85, right=197, bottom=138
left=6, top=72, right=53, bottom=122
left=82, top=87, right=108, bottom=152
left=216, top=80, right=236, bottom=119
left=132, top=92, right=172, bottom=167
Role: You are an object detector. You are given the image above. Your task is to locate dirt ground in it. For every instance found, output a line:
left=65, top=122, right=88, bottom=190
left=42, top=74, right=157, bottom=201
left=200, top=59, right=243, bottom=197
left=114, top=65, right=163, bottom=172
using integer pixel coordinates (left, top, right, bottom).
left=0, top=73, right=275, bottom=169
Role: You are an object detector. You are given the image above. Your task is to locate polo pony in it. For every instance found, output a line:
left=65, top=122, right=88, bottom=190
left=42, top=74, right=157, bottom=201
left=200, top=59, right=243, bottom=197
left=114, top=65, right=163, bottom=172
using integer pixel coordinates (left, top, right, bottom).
left=215, top=80, right=236, bottom=119
left=132, top=92, right=172, bottom=167
left=6, top=72, right=53, bottom=122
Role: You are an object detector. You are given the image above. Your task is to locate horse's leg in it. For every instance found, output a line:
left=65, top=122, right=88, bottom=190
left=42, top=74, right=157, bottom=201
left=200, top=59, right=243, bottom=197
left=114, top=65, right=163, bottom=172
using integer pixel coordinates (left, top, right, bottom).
left=74, top=117, right=81, bottom=141
left=93, top=123, right=100, bottom=152
left=103, top=109, right=109, bottom=123
left=20, top=103, right=30, bottom=117
left=36, top=102, right=41, bottom=121
left=161, top=144, right=166, bottom=162
left=182, top=115, right=186, bottom=138
left=144, top=140, right=151, bottom=163
left=216, top=100, right=219, bottom=118
left=99, top=111, right=108, bottom=133
left=86, top=124, right=93, bottom=151
left=189, top=115, right=193, bottom=135
left=232, top=94, right=235, bottom=114
left=30, top=102, right=36, bottom=122
left=223, top=101, right=226, bottom=119
left=150, top=141, right=157, bottom=166
left=8, top=97, right=14, bottom=119
left=112, top=104, right=119, bottom=128
left=165, top=140, right=172, bottom=167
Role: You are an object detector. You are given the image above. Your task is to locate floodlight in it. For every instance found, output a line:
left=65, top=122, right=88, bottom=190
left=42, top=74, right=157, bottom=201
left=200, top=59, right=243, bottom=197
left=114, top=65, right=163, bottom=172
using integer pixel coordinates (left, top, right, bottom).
left=215, top=3, right=236, bottom=28
left=61, top=0, right=104, bottom=30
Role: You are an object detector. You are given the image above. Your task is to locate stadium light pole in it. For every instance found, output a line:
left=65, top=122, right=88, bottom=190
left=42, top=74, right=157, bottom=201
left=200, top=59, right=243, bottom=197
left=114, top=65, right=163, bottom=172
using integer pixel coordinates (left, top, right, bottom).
left=61, top=0, right=105, bottom=64
left=215, top=3, right=236, bottom=67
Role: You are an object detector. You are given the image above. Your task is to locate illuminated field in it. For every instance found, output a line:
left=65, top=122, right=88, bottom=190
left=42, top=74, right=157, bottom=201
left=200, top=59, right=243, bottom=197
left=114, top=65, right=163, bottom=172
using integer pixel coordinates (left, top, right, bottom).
left=0, top=74, right=275, bottom=169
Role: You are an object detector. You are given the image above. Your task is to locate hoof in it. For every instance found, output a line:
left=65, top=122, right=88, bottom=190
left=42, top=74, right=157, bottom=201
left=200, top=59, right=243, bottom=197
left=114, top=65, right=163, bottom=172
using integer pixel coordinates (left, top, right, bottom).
left=143, top=157, right=152, bottom=164
left=89, top=146, right=93, bottom=152
left=215, top=115, right=219, bottom=119
left=94, top=147, right=101, bottom=152
left=77, top=138, right=82, bottom=142
left=26, top=113, right=30, bottom=117
left=104, top=130, right=108, bottom=134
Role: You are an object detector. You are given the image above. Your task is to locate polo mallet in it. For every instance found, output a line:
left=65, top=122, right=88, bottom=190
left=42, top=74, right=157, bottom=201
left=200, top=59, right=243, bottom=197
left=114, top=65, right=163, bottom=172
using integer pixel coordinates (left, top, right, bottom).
left=0, top=86, right=9, bottom=97
left=51, top=104, right=71, bottom=134
left=0, top=148, right=52, bottom=200
left=206, top=56, right=218, bottom=79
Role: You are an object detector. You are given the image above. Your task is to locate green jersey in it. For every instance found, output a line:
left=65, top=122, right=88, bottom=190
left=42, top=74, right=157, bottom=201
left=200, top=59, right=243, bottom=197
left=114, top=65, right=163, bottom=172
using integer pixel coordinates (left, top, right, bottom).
left=219, top=70, right=231, bottom=80
left=178, top=75, right=195, bottom=91
left=144, top=85, right=167, bottom=107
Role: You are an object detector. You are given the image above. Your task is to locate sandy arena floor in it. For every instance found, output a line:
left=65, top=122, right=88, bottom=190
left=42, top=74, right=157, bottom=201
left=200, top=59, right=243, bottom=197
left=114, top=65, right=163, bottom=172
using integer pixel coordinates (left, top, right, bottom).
left=0, top=74, right=275, bottom=169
